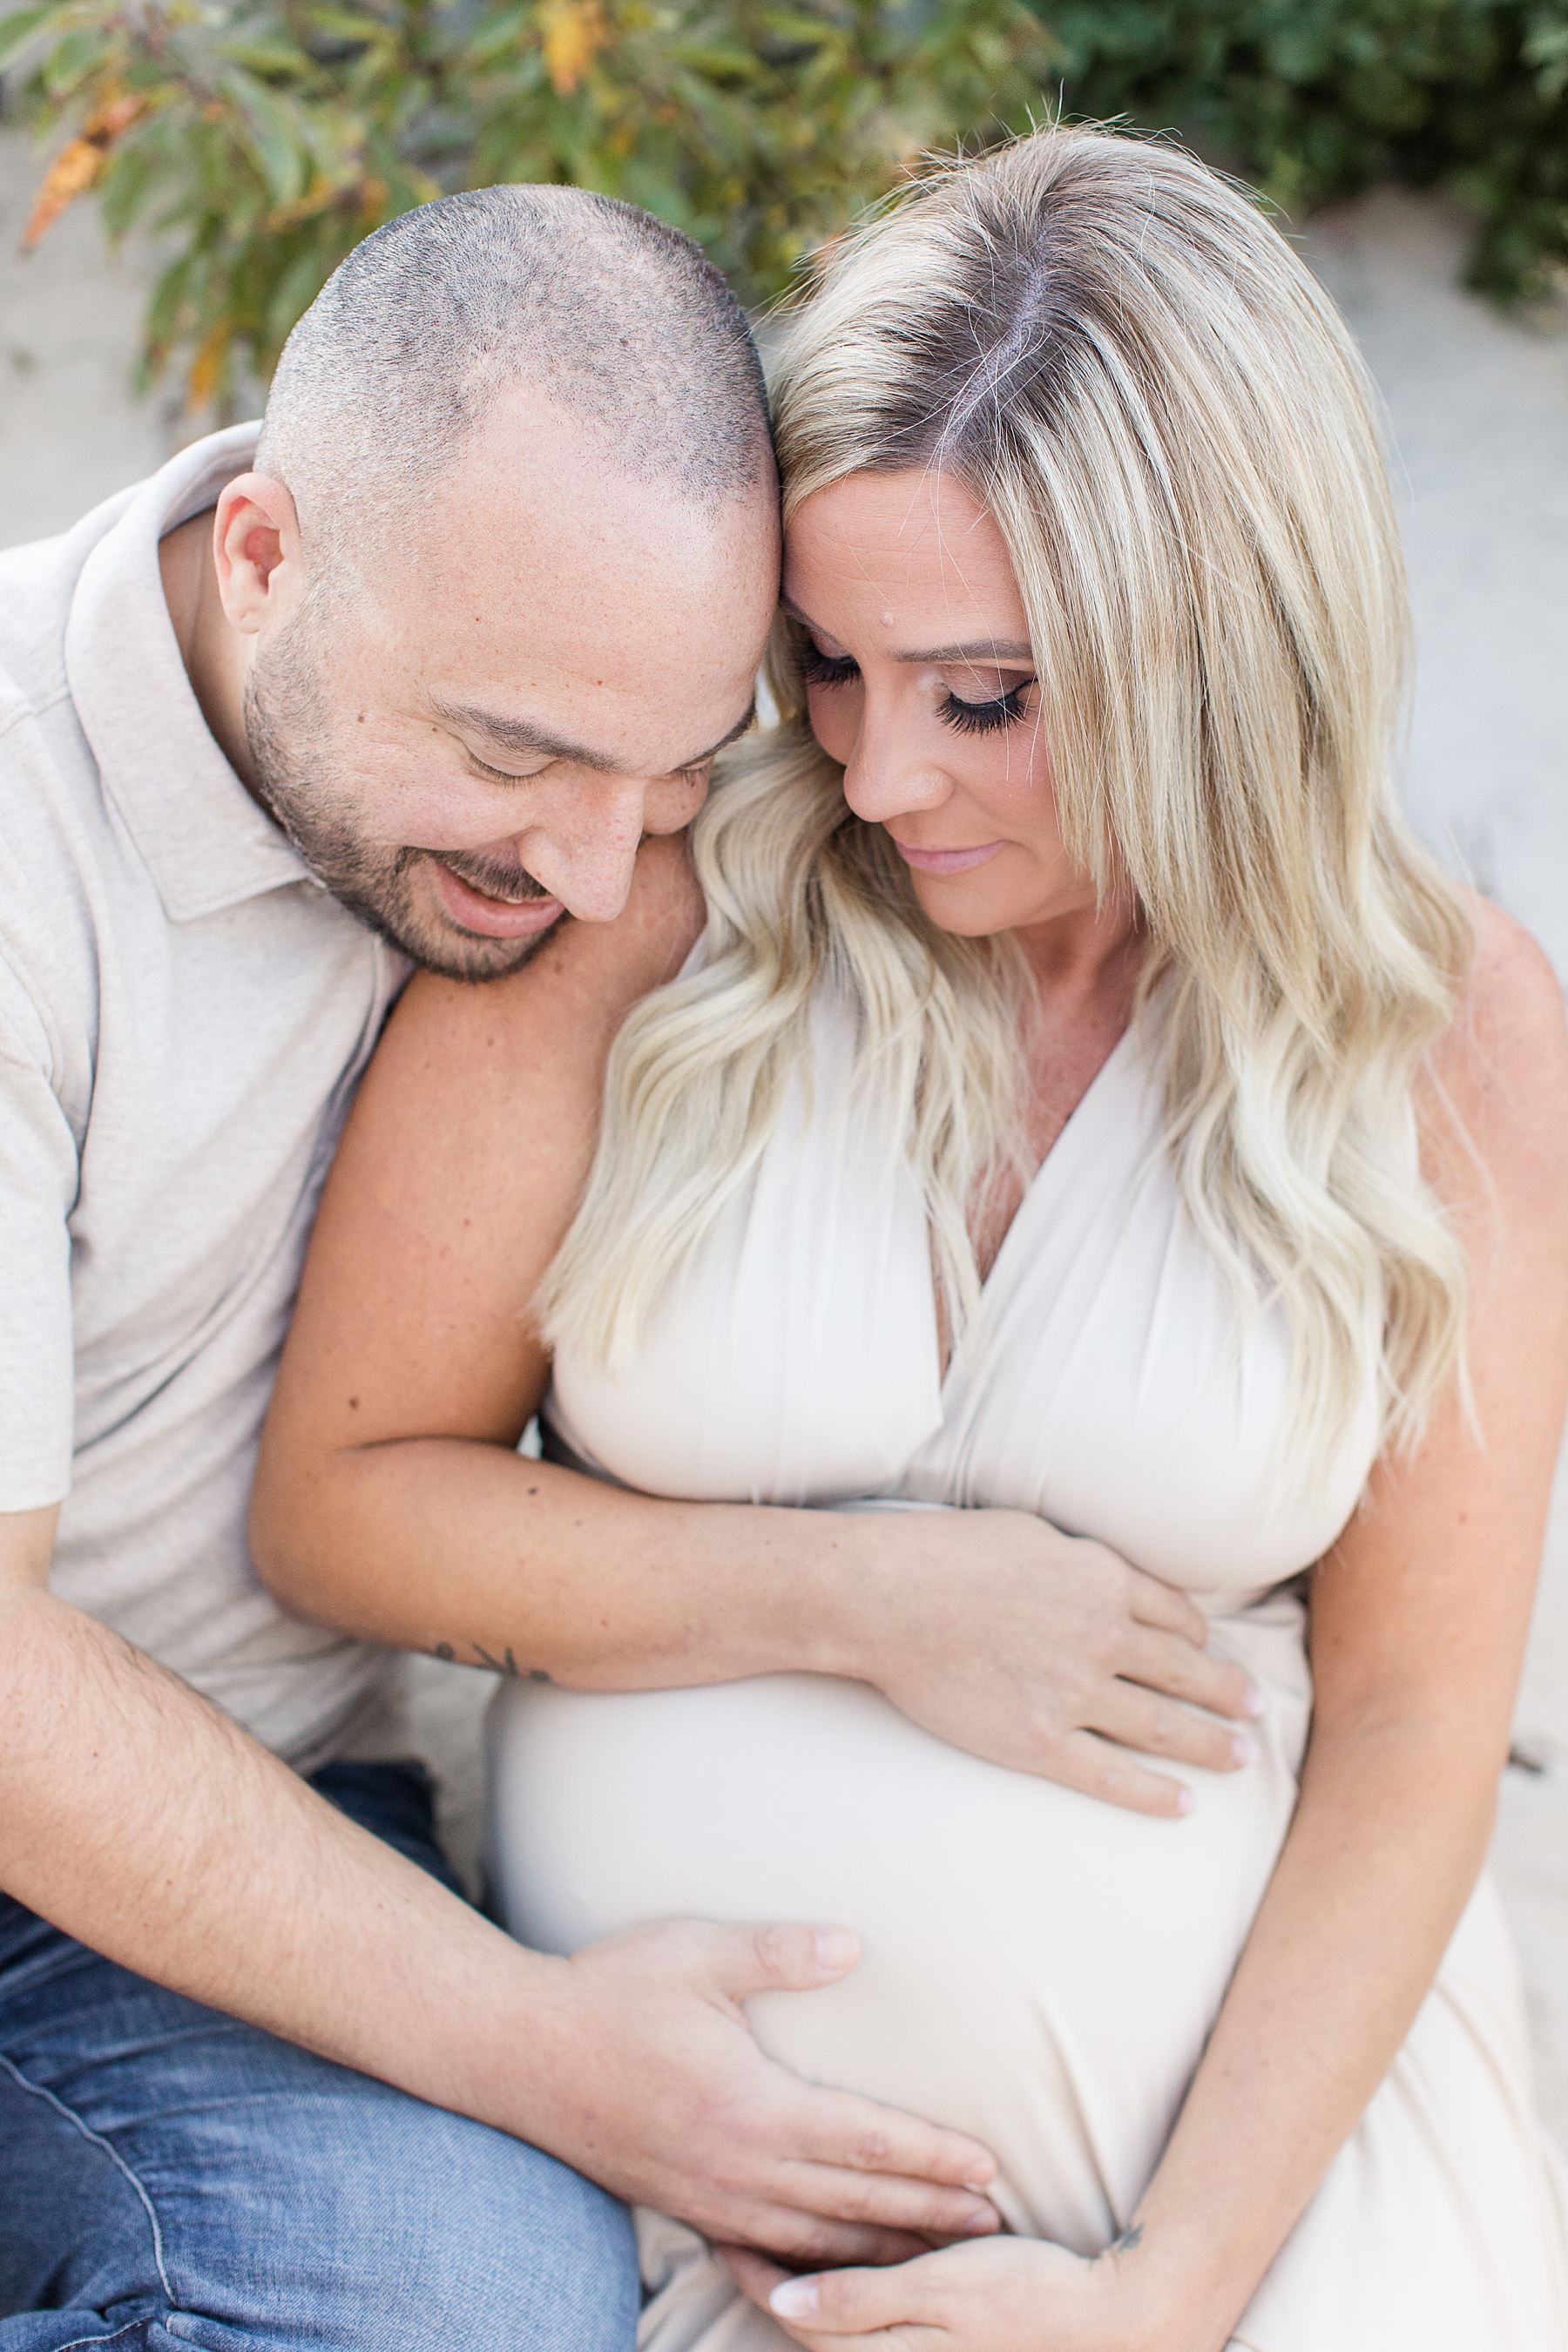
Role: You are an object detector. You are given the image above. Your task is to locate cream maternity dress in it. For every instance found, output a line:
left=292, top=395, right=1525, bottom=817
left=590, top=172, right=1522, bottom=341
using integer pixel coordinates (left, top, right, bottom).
left=487, top=983, right=1568, bottom=2350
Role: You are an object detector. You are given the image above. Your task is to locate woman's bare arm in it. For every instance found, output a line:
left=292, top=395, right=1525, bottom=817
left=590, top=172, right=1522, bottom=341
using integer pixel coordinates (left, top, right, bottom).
left=730, top=896, right=1568, bottom=2351
left=253, top=836, right=1257, bottom=1815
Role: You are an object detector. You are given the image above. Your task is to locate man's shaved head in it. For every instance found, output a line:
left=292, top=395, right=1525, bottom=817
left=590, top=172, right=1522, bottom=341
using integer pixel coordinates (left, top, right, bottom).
left=255, top=182, right=771, bottom=568
left=206, top=183, right=779, bottom=983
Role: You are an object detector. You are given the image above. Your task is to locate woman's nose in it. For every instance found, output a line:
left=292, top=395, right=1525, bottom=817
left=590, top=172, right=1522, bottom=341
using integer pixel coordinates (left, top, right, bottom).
left=841, top=702, right=951, bottom=826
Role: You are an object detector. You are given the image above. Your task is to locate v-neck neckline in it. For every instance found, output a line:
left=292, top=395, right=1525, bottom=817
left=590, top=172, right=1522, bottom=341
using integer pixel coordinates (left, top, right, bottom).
left=936, top=1019, right=1139, bottom=1396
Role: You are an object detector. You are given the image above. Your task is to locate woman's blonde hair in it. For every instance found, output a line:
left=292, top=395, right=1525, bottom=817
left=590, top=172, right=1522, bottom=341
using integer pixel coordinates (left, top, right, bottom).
left=540, top=124, right=1472, bottom=1472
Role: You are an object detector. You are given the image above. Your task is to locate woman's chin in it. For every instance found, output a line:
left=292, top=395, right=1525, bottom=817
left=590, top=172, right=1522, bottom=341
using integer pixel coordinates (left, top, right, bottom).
left=905, top=874, right=1020, bottom=937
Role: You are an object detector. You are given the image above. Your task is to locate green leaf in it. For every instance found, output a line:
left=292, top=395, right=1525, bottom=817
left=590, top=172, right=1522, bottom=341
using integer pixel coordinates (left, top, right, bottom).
left=218, top=64, right=314, bottom=204
left=0, top=0, right=77, bottom=75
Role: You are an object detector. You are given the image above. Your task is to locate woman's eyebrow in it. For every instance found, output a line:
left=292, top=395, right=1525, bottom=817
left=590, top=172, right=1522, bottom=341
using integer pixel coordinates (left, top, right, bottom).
left=895, top=639, right=1035, bottom=666
left=781, top=601, right=1032, bottom=666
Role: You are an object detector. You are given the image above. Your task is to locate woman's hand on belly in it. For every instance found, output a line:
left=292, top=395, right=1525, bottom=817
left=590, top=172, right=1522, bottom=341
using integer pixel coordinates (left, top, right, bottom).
left=860, top=1512, right=1262, bottom=1817
left=723, top=2233, right=1185, bottom=2352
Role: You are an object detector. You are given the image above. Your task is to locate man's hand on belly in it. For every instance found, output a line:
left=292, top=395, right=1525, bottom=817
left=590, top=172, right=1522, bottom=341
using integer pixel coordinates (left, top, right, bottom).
left=526, top=1917, right=1003, bottom=2265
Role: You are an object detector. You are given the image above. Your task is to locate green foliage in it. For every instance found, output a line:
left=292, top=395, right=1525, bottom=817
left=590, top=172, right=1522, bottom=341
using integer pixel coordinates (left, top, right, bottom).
left=1, top=0, right=1059, bottom=399
left=3, top=0, right=1565, bottom=401
left=1051, top=3, right=1568, bottom=302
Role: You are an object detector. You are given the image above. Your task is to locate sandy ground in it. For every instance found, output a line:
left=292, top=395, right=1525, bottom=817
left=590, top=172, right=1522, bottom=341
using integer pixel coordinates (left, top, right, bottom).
left=3, top=132, right=1566, bottom=2135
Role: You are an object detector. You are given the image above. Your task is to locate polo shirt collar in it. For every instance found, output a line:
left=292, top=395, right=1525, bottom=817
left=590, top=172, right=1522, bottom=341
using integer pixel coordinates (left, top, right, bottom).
left=64, top=424, right=313, bottom=922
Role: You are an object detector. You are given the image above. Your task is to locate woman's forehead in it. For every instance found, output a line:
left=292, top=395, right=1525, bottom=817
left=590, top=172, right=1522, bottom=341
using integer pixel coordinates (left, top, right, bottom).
left=783, top=470, right=1026, bottom=639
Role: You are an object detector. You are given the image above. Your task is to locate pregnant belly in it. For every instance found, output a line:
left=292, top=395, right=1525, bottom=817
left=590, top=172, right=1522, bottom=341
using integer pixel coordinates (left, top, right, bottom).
left=485, top=1604, right=1309, bottom=2247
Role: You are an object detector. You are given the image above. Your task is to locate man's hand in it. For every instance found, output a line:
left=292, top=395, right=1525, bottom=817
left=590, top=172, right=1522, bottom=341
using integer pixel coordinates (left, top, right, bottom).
left=853, top=1511, right=1263, bottom=1818
left=2, top=1510, right=997, bottom=2270
left=526, top=1918, right=1001, bottom=2266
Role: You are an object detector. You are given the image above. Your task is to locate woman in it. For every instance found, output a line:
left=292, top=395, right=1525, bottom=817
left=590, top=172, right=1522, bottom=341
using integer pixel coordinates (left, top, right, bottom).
left=254, top=128, right=1568, bottom=2348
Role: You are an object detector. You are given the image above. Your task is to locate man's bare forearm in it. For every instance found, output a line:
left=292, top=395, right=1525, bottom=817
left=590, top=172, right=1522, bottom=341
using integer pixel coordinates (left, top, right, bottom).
left=0, top=1578, right=565, bottom=2128
left=0, top=1569, right=1004, bottom=2262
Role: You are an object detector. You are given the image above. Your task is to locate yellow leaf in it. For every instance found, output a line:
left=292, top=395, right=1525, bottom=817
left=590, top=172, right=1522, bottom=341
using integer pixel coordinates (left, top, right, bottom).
left=537, top=0, right=607, bottom=95
left=22, top=92, right=147, bottom=250
left=186, top=321, right=231, bottom=411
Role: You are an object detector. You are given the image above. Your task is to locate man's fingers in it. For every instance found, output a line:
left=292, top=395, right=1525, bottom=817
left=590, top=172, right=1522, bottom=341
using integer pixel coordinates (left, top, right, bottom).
left=774, top=2157, right=1000, bottom=2244
left=722, top=2214, right=935, bottom=2268
left=1092, top=1679, right=1258, bottom=1775
left=705, top=1919, right=865, bottom=2000
left=786, top=2082, right=997, bottom=2193
left=1119, top=1621, right=1264, bottom=1722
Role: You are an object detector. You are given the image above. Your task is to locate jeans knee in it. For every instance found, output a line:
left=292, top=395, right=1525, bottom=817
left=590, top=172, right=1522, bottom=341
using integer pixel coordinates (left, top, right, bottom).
left=258, top=2113, right=640, bottom=2352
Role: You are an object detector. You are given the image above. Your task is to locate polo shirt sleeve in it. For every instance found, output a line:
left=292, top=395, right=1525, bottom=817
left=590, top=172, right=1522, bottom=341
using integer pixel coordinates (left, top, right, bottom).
left=0, top=1005, right=77, bottom=1512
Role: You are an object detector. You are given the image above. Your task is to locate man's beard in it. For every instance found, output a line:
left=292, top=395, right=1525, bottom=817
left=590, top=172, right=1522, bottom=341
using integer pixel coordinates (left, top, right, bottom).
left=242, top=616, right=562, bottom=983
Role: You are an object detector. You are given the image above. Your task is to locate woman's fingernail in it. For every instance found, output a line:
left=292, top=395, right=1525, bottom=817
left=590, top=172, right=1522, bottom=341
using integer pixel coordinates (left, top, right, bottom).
left=1241, top=1681, right=1267, bottom=1717
left=1175, top=1786, right=1196, bottom=1815
left=1231, top=1733, right=1259, bottom=1767
left=962, top=2205, right=1000, bottom=2234
left=770, top=2278, right=821, bottom=2321
left=814, top=1928, right=857, bottom=1972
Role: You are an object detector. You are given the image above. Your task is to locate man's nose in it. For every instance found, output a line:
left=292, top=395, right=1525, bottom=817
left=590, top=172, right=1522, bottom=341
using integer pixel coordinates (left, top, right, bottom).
left=519, top=779, right=652, bottom=923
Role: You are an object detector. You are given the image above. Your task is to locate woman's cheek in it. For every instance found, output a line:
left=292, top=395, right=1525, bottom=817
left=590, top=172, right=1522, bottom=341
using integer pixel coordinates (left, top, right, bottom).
left=805, top=685, right=855, bottom=765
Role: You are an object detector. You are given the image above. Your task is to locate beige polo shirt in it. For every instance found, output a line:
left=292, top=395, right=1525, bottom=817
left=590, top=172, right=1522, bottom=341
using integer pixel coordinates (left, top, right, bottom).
left=0, top=426, right=410, bottom=1769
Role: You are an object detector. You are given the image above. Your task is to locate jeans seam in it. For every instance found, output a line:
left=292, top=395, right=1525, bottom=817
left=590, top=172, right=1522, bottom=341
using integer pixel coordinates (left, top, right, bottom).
left=44, top=2322, right=157, bottom=2352
left=0, top=2044, right=176, bottom=2307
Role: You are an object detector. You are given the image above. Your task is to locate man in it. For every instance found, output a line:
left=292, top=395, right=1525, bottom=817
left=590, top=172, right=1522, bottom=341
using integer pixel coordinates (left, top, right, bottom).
left=0, top=184, right=1247, bottom=2344
left=0, top=185, right=1003, bottom=2349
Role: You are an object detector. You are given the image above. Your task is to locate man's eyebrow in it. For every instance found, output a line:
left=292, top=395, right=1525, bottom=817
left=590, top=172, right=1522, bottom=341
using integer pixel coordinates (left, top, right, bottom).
left=782, top=600, right=1033, bottom=668
left=432, top=695, right=757, bottom=776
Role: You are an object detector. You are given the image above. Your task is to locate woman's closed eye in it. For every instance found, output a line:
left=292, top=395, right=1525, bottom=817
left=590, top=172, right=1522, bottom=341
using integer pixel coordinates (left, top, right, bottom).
left=939, top=679, right=1034, bottom=736
left=798, top=637, right=1035, bottom=738
left=798, top=640, right=860, bottom=692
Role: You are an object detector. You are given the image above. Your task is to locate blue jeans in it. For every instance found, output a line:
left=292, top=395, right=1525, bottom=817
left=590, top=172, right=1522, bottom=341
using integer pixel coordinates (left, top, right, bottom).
left=0, top=1761, right=639, bottom=2351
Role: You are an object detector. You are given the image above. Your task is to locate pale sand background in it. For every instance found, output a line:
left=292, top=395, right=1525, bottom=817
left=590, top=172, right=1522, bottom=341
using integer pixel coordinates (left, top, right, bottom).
left=2, top=127, right=1565, bottom=2132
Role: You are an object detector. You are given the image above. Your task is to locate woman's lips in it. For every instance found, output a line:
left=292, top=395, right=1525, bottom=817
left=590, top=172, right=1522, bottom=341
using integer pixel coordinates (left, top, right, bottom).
left=889, top=835, right=1006, bottom=875
left=429, top=856, right=565, bottom=938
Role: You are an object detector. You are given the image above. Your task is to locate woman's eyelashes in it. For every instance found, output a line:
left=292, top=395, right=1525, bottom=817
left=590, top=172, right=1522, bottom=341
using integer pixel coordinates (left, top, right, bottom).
left=797, top=640, right=860, bottom=691
left=939, top=682, right=1033, bottom=736
left=798, top=639, right=1034, bottom=736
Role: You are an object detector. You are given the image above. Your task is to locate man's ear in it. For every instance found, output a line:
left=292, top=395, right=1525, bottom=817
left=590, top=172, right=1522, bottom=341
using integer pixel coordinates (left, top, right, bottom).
left=213, top=473, right=305, bottom=637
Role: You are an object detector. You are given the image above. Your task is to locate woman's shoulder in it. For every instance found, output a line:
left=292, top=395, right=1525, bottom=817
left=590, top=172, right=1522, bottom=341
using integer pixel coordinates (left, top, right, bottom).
left=1427, top=889, right=1568, bottom=1211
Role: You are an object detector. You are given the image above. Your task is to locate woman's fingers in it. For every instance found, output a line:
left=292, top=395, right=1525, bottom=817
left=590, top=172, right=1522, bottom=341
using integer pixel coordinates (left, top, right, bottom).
left=1041, top=1728, right=1195, bottom=1817
left=719, top=2247, right=922, bottom=2347
left=1122, top=1563, right=1210, bottom=1643
left=1118, top=1616, right=1265, bottom=1722
left=1092, top=1670, right=1260, bottom=1775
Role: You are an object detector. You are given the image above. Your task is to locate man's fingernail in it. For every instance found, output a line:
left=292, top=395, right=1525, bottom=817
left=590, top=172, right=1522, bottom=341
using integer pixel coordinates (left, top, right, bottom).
left=1231, top=1733, right=1259, bottom=1767
left=1175, top=1786, right=1196, bottom=1815
left=1241, top=1681, right=1267, bottom=1717
left=814, top=1928, right=857, bottom=1972
left=770, top=2278, right=821, bottom=2321
left=962, top=2205, right=999, bottom=2234
left=962, top=2173, right=995, bottom=2192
